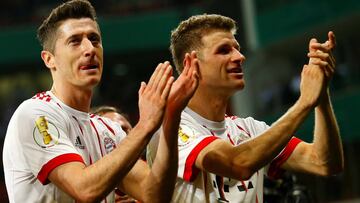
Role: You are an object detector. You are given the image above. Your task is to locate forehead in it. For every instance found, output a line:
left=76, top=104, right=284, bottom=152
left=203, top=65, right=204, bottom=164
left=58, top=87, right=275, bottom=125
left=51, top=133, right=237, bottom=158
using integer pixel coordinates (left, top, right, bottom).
left=201, top=30, right=239, bottom=48
left=57, top=18, right=100, bottom=39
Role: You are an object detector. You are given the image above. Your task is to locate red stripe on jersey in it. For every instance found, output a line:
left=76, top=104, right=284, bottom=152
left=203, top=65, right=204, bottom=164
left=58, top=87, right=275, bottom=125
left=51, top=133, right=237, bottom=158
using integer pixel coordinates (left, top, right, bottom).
left=268, top=137, right=302, bottom=179
left=236, top=124, right=251, bottom=137
left=183, top=136, right=218, bottom=182
left=98, top=117, right=115, bottom=135
left=227, top=133, right=235, bottom=145
left=90, top=114, right=96, bottom=118
left=37, top=153, right=84, bottom=185
left=32, top=92, right=52, bottom=102
left=72, top=116, right=84, bottom=136
left=241, top=180, right=248, bottom=192
left=225, top=115, right=237, bottom=120
left=90, top=120, right=105, bottom=157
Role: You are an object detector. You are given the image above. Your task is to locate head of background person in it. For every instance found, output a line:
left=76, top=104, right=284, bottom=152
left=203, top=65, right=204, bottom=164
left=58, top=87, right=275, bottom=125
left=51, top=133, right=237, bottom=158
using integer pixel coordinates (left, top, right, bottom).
left=91, top=105, right=133, bottom=134
left=37, top=0, right=103, bottom=91
left=170, top=14, right=246, bottom=97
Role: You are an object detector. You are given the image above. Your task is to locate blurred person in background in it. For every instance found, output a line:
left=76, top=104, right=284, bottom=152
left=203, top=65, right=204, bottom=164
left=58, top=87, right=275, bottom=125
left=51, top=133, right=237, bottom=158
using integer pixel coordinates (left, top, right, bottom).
left=2, top=0, right=198, bottom=202
left=147, top=14, right=343, bottom=202
left=92, top=105, right=132, bottom=134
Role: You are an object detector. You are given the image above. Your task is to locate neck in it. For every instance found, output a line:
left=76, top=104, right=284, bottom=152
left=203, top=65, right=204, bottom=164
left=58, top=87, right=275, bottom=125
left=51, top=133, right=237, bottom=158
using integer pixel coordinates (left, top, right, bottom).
left=188, top=87, right=230, bottom=122
left=51, top=83, right=93, bottom=113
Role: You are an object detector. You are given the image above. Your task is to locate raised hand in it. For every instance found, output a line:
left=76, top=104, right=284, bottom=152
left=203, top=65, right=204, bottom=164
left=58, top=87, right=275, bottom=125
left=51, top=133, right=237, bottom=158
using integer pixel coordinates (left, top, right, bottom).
left=167, top=51, right=199, bottom=113
left=137, top=62, right=174, bottom=132
left=307, top=31, right=336, bottom=84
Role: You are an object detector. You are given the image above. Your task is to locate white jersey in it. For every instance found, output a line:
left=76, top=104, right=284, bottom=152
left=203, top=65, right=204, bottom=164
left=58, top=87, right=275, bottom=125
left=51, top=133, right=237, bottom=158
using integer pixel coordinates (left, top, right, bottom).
left=147, top=107, right=301, bottom=203
left=3, top=91, right=127, bottom=203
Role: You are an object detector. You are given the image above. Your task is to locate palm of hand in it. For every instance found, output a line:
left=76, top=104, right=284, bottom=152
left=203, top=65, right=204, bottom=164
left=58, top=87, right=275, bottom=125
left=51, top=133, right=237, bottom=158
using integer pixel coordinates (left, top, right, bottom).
left=168, top=70, right=198, bottom=112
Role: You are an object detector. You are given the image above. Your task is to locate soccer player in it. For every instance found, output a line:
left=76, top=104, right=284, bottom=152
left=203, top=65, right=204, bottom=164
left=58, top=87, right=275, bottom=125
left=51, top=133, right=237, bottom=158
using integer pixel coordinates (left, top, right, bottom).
left=147, top=14, right=343, bottom=202
left=2, top=0, right=198, bottom=202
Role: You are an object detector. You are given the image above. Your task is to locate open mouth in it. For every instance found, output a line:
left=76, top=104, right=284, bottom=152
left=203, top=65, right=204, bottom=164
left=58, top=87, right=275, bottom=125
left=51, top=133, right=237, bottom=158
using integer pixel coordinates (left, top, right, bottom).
left=227, top=67, right=242, bottom=73
left=80, top=64, right=98, bottom=70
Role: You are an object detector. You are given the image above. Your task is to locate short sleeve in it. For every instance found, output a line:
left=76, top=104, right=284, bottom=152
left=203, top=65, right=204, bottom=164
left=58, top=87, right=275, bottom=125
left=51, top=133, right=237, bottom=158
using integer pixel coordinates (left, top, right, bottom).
left=177, top=121, right=218, bottom=182
left=16, top=100, right=84, bottom=184
left=267, top=137, right=302, bottom=179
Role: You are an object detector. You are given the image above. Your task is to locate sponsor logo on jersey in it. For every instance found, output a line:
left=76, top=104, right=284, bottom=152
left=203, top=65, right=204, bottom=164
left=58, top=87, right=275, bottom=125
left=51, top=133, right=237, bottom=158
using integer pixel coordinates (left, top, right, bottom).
left=33, top=116, right=60, bottom=148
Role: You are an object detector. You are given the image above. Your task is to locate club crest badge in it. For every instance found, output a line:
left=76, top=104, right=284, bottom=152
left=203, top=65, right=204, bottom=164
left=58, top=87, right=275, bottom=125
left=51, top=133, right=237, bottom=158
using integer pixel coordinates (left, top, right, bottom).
left=104, top=137, right=116, bottom=153
left=33, top=116, right=60, bottom=148
left=178, top=125, right=196, bottom=146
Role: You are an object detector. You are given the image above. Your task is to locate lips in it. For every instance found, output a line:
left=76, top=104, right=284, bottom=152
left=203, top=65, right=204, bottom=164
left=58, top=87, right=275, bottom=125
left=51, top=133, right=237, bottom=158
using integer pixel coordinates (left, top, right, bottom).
left=227, top=66, right=242, bottom=73
left=79, top=63, right=99, bottom=70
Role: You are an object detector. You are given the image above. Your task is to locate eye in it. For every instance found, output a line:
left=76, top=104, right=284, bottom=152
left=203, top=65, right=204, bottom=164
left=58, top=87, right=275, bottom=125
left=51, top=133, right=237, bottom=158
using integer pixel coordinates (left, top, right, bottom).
left=217, top=45, right=231, bottom=54
left=89, top=34, right=101, bottom=45
left=69, top=37, right=81, bottom=45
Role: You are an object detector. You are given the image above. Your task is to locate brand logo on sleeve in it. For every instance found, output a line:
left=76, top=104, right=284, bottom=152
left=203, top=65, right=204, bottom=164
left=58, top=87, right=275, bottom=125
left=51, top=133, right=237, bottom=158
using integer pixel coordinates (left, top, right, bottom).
left=33, top=116, right=60, bottom=148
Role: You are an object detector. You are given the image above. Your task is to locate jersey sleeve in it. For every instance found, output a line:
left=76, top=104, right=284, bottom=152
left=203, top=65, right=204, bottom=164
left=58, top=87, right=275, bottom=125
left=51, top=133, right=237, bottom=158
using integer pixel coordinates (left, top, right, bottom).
left=16, top=100, right=84, bottom=185
left=267, top=137, right=302, bottom=179
left=177, top=120, right=218, bottom=182
left=241, top=117, right=303, bottom=179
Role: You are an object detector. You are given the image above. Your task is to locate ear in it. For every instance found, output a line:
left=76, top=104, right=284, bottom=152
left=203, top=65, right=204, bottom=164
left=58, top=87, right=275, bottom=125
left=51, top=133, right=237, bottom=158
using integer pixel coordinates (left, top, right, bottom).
left=41, top=50, right=56, bottom=70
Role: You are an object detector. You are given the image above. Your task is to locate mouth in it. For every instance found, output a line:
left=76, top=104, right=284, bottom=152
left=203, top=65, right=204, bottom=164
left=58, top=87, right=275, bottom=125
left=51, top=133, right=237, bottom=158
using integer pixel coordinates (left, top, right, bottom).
left=227, top=66, right=243, bottom=74
left=79, top=63, right=99, bottom=70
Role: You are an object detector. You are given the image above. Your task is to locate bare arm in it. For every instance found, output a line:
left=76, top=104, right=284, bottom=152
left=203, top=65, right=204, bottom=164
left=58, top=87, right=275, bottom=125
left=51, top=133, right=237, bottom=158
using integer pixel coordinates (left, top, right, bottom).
left=119, top=52, right=199, bottom=203
left=48, top=62, right=174, bottom=202
left=196, top=61, right=327, bottom=180
left=282, top=31, right=344, bottom=176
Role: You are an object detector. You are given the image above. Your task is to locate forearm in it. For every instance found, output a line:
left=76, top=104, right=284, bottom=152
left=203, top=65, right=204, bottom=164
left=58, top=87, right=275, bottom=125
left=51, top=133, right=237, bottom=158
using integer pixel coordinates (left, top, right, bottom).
left=234, top=100, right=312, bottom=177
left=55, top=123, right=154, bottom=202
left=142, top=110, right=180, bottom=203
left=313, top=91, right=344, bottom=173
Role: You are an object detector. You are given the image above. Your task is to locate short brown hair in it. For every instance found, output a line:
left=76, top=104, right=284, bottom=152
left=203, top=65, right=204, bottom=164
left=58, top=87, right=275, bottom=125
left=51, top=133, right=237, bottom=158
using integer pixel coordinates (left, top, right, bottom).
left=37, top=0, right=98, bottom=53
left=91, top=105, right=120, bottom=116
left=170, top=14, right=237, bottom=73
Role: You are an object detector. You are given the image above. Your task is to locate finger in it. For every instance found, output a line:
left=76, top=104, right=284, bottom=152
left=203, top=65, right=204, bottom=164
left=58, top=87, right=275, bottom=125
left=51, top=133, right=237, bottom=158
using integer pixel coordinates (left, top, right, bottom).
left=188, top=51, right=198, bottom=76
left=309, top=38, right=318, bottom=52
left=161, top=76, right=174, bottom=100
left=328, top=31, right=336, bottom=49
left=138, top=81, right=146, bottom=96
left=311, top=60, right=328, bottom=67
left=329, top=52, right=336, bottom=69
left=152, top=62, right=169, bottom=90
left=307, top=51, right=329, bottom=61
left=147, top=63, right=163, bottom=88
left=156, top=64, right=172, bottom=93
left=182, top=53, right=190, bottom=76
left=320, top=65, right=332, bottom=79
left=310, top=43, right=331, bottom=53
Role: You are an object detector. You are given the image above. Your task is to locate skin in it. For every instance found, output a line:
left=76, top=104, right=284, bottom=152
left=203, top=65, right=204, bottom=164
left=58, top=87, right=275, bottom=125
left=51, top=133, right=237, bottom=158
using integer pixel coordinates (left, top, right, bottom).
left=180, top=29, right=343, bottom=181
left=40, top=17, right=199, bottom=203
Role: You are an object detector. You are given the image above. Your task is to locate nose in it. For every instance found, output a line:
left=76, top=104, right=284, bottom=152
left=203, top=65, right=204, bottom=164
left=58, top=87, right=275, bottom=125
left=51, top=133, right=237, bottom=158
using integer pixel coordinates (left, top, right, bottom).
left=82, top=38, right=95, bottom=57
left=232, top=48, right=246, bottom=64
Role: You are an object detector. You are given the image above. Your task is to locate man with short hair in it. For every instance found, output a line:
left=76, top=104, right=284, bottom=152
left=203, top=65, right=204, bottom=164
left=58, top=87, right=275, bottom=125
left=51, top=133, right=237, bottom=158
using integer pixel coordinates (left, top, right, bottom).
left=147, top=14, right=343, bottom=202
left=2, top=0, right=198, bottom=202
